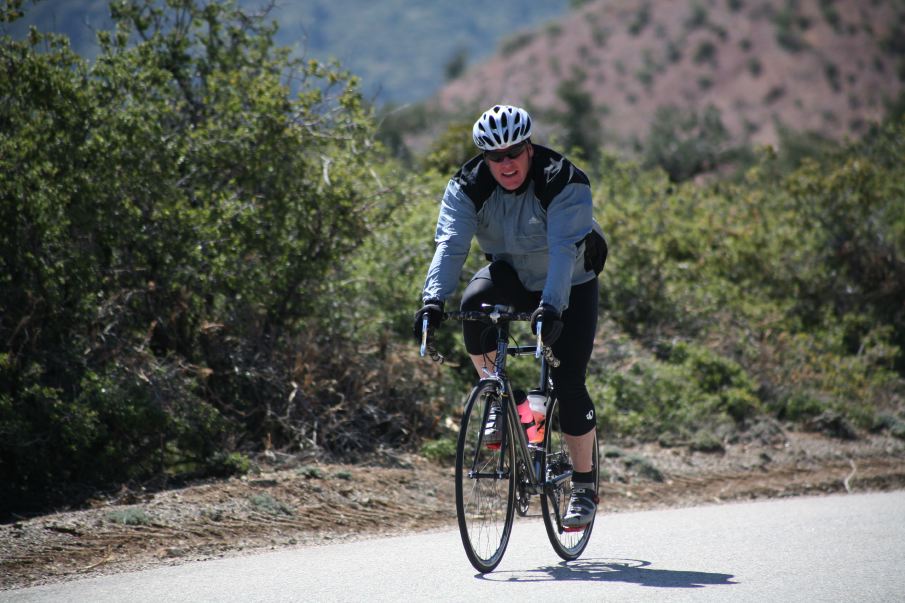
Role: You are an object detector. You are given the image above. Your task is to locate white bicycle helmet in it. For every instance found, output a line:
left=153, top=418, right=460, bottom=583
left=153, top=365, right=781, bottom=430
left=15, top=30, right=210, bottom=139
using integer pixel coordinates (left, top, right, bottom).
left=472, top=105, right=532, bottom=150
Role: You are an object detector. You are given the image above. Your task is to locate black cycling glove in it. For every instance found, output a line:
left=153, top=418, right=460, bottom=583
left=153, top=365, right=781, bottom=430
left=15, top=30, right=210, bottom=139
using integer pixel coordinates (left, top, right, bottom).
left=412, top=299, right=444, bottom=343
left=530, top=304, right=563, bottom=347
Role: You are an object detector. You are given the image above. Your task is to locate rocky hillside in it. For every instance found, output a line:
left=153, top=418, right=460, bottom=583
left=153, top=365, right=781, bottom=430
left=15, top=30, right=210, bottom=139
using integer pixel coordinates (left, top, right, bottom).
left=3, top=0, right=570, bottom=104
left=433, top=0, right=905, bottom=149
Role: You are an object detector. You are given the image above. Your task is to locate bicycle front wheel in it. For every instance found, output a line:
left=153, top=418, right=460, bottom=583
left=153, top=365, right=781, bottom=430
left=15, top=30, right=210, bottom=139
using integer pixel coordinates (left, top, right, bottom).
left=540, top=396, right=599, bottom=560
left=455, top=382, right=516, bottom=573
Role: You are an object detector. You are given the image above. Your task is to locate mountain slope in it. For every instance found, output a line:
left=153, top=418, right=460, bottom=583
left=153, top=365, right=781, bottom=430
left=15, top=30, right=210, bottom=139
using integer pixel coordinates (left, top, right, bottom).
left=434, top=0, right=905, bottom=149
left=3, top=0, right=570, bottom=103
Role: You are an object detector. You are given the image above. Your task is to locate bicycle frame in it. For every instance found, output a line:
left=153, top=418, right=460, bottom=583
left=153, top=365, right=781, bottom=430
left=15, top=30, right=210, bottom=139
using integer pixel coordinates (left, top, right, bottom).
left=425, top=303, right=595, bottom=571
left=447, top=306, right=563, bottom=497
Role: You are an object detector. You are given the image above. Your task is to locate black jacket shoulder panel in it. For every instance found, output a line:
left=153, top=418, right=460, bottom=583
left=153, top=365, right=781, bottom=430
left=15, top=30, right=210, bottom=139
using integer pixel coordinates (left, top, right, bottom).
left=529, top=145, right=590, bottom=209
left=452, top=153, right=497, bottom=212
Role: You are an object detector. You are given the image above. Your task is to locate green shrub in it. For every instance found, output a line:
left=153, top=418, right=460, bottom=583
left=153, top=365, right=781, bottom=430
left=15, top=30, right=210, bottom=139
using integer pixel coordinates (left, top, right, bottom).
left=420, top=121, right=477, bottom=174
left=0, top=0, right=394, bottom=515
left=602, top=446, right=625, bottom=458
left=207, top=452, right=251, bottom=478
left=748, top=57, right=762, bottom=76
left=818, top=0, right=842, bottom=31
left=694, top=40, right=717, bottom=65
left=825, top=62, right=841, bottom=91
left=248, top=493, right=294, bottom=516
left=892, top=423, right=905, bottom=441
left=298, top=466, right=325, bottom=479
left=591, top=342, right=759, bottom=441
left=623, top=454, right=664, bottom=481
left=690, top=430, right=725, bottom=453
left=641, top=105, right=731, bottom=182
left=774, top=6, right=808, bottom=52
left=686, top=3, right=709, bottom=29
left=107, top=508, right=152, bottom=526
left=628, top=4, right=650, bottom=36
left=421, top=437, right=457, bottom=463
left=550, top=69, right=602, bottom=164
left=595, top=117, right=905, bottom=441
left=499, top=31, right=535, bottom=54
left=781, top=393, right=827, bottom=422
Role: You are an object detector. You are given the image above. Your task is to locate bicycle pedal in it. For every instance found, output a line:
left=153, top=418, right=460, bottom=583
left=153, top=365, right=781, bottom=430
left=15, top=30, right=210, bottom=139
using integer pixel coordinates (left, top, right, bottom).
left=485, top=442, right=501, bottom=450
left=562, top=525, right=587, bottom=533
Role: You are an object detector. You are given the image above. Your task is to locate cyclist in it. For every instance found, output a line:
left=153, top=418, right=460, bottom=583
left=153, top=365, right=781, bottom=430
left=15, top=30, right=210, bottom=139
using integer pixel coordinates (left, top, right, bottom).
left=413, top=104, right=607, bottom=529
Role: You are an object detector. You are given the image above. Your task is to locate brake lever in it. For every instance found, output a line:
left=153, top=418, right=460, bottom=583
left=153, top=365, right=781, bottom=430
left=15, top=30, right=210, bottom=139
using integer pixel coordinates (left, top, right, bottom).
left=535, top=321, right=543, bottom=358
left=419, top=316, right=429, bottom=357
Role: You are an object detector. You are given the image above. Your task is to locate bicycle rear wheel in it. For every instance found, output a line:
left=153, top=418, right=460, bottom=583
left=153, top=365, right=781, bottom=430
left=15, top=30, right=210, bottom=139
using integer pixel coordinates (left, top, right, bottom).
left=455, top=382, right=516, bottom=573
left=540, top=396, right=599, bottom=560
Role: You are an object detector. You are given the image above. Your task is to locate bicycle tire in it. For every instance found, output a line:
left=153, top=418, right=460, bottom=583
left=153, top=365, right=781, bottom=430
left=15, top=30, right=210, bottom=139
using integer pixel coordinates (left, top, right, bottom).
left=540, top=396, right=599, bottom=560
left=455, top=381, right=516, bottom=573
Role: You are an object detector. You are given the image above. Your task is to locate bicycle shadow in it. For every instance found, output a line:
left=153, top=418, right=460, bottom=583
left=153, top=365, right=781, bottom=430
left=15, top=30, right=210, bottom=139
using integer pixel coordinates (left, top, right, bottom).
left=482, top=558, right=737, bottom=589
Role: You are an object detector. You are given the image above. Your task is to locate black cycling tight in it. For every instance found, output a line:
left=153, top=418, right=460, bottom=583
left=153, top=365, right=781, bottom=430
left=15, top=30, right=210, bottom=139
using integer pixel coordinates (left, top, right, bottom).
left=461, top=261, right=598, bottom=437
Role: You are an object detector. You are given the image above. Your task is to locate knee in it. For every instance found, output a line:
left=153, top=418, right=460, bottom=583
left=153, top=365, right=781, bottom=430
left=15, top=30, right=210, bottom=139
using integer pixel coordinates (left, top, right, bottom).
left=560, top=399, right=597, bottom=436
left=554, top=381, right=597, bottom=436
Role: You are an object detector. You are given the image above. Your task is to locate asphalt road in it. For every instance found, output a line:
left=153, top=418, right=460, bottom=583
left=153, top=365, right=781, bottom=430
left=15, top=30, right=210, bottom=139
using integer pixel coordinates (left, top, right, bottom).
left=4, top=490, right=903, bottom=602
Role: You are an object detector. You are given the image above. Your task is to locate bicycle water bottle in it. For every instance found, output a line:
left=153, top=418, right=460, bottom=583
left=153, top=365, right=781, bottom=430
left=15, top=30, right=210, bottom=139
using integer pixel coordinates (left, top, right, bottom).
left=527, top=388, right=547, bottom=444
left=513, top=389, right=539, bottom=442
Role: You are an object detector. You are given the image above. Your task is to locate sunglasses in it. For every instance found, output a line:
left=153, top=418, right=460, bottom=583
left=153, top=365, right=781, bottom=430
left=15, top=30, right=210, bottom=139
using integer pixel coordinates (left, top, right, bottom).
left=484, top=142, right=529, bottom=163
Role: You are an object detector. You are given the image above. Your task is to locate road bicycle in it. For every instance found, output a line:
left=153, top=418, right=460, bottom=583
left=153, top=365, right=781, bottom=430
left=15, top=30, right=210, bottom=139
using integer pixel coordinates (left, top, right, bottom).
left=421, top=304, right=599, bottom=573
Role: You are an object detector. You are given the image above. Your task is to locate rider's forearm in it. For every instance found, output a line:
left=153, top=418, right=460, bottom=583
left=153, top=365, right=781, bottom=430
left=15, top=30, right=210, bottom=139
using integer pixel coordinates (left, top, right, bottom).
left=422, top=240, right=467, bottom=302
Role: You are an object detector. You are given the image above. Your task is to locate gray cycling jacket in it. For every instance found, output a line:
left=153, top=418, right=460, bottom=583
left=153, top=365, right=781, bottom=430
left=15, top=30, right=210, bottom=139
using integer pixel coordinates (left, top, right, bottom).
left=421, top=145, right=601, bottom=313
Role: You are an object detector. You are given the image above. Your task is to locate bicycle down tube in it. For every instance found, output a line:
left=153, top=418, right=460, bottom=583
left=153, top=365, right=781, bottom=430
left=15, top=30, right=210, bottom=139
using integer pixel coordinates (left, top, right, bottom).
left=428, top=306, right=551, bottom=488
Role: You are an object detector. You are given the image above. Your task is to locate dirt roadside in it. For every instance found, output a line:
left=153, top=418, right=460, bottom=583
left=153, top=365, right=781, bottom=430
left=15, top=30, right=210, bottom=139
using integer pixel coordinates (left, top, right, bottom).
left=2, top=429, right=905, bottom=591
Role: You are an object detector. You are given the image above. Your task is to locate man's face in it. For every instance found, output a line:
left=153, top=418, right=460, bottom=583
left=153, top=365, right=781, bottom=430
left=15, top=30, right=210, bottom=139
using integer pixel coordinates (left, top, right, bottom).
left=485, top=142, right=533, bottom=191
